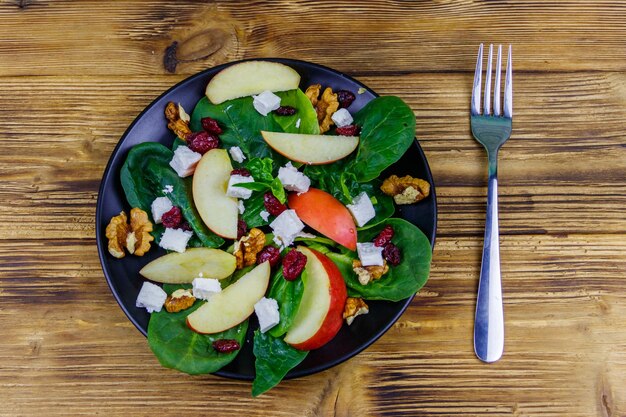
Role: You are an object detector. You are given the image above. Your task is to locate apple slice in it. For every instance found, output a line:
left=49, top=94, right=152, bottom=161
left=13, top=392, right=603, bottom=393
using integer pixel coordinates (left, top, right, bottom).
left=187, top=261, right=271, bottom=334
left=261, top=131, right=359, bottom=165
left=284, top=247, right=347, bottom=350
left=192, top=149, right=238, bottom=239
left=205, top=61, right=301, bottom=104
left=288, top=188, right=357, bottom=250
left=139, top=248, right=236, bottom=284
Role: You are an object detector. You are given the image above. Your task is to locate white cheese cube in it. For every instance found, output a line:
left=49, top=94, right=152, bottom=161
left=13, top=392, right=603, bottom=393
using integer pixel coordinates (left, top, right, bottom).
left=226, top=174, right=255, bottom=199
left=356, top=242, right=384, bottom=266
left=169, top=146, right=202, bottom=178
left=238, top=200, right=246, bottom=214
left=229, top=146, right=246, bottom=163
left=259, top=210, right=270, bottom=222
left=192, top=277, right=222, bottom=300
left=252, top=90, right=281, bottom=116
left=159, top=228, right=193, bottom=253
left=151, top=197, right=173, bottom=224
left=270, top=209, right=305, bottom=248
left=331, top=108, right=353, bottom=127
left=347, top=192, right=376, bottom=227
left=136, top=282, right=167, bottom=313
left=278, top=162, right=310, bottom=194
left=162, top=184, right=174, bottom=194
left=254, top=297, right=280, bottom=333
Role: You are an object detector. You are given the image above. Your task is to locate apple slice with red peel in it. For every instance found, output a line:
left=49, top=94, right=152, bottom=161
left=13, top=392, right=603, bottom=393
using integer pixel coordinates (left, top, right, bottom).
left=288, top=188, right=357, bottom=251
left=261, top=131, right=359, bottom=165
left=187, top=261, right=271, bottom=334
left=284, top=247, right=347, bottom=350
left=192, top=149, right=239, bottom=240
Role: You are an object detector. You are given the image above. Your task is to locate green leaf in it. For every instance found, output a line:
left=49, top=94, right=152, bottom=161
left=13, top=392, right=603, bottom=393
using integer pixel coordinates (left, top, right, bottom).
left=268, top=269, right=305, bottom=337
left=304, top=160, right=359, bottom=205
left=351, top=96, right=416, bottom=182
left=270, top=177, right=286, bottom=203
left=272, top=89, right=320, bottom=134
left=252, top=331, right=308, bottom=396
left=242, top=192, right=270, bottom=228
left=327, top=218, right=431, bottom=301
left=234, top=182, right=271, bottom=192
left=246, top=157, right=275, bottom=180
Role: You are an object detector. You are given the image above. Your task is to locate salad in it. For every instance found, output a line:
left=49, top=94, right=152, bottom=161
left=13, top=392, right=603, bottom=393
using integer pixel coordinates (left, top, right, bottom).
left=104, top=60, right=432, bottom=396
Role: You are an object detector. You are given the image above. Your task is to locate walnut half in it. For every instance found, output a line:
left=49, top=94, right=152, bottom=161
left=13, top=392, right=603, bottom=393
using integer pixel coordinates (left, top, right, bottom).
left=234, top=228, right=266, bottom=269
left=165, top=101, right=192, bottom=140
left=164, top=289, right=196, bottom=313
left=343, top=297, right=369, bottom=325
left=380, top=175, right=430, bottom=205
left=105, top=208, right=154, bottom=259
left=352, top=259, right=389, bottom=286
left=304, top=84, right=340, bottom=134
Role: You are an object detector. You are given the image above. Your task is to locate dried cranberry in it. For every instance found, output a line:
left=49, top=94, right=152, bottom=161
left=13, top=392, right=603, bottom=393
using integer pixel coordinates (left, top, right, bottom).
left=335, top=124, right=360, bottom=136
left=337, top=90, right=356, bottom=108
left=187, top=131, right=219, bottom=154
left=374, top=225, right=395, bottom=247
left=201, top=117, right=223, bottom=134
left=263, top=192, right=287, bottom=216
left=212, top=339, right=240, bottom=353
left=179, top=222, right=192, bottom=232
left=282, top=250, right=307, bottom=281
left=383, top=243, right=402, bottom=266
left=256, top=246, right=281, bottom=268
left=161, top=206, right=182, bottom=228
left=230, top=168, right=251, bottom=177
left=274, top=106, right=297, bottom=116
left=237, top=219, right=247, bottom=240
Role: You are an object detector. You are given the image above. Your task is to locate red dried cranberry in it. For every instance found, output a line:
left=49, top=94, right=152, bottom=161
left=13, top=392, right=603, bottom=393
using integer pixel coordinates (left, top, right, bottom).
left=337, top=90, right=356, bottom=108
left=383, top=243, right=401, bottom=266
left=212, top=339, right=240, bottom=353
left=187, top=131, right=219, bottom=154
left=179, top=222, right=192, bottom=232
left=201, top=117, right=223, bottom=134
left=374, top=225, right=394, bottom=247
left=282, top=250, right=307, bottom=281
left=274, top=106, right=297, bottom=116
left=237, top=219, right=247, bottom=239
left=336, top=124, right=360, bottom=136
left=263, top=192, right=287, bottom=216
left=230, top=168, right=251, bottom=177
left=161, top=206, right=182, bottom=228
left=256, top=246, right=281, bottom=268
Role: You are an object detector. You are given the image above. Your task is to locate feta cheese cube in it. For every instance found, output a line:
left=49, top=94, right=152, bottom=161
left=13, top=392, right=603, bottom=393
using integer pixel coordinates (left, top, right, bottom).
left=295, top=118, right=301, bottom=129
left=226, top=174, right=255, bottom=199
left=229, top=146, right=246, bottom=163
left=252, top=90, right=281, bottom=116
left=278, top=162, right=310, bottom=194
left=270, top=209, right=305, bottom=248
left=259, top=210, right=270, bottom=222
left=162, top=184, right=174, bottom=194
left=192, top=277, right=222, bottom=300
left=356, top=242, right=384, bottom=266
left=347, top=192, right=376, bottom=227
left=169, top=146, right=202, bottom=178
left=159, top=228, right=193, bottom=253
left=136, top=282, right=167, bottom=313
left=238, top=199, right=246, bottom=214
left=151, top=197, right=173, bottom=224
left=254, top=297, right=280, bottom=333
left=331, top=108, right=353, bottom=127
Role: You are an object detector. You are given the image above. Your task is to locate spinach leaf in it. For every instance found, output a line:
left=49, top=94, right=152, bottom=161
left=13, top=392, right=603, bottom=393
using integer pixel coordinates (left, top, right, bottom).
left=351, top=96, right=416, bottom=182
left=272, top=89, right=320, bottom=134
left=246, top=157, right=275, bottom=180
left=242, top=192, right=269, bottom=228
left=268, top=269, right=305, bottom=338
left=147, top=295, right=248, bottom=375
left=304, top=161, right=359, bottom=204
left=327, top=218, right=431, bottom=301
left=252, top=330, right=308, bottom=397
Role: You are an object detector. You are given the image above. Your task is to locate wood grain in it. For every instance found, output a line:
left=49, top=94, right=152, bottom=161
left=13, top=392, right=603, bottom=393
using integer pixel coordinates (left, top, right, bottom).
left=0, top=1, right=625, bottom=416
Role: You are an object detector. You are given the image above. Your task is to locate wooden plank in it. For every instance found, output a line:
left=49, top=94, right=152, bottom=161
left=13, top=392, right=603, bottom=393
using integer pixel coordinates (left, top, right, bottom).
left=0, top=1, right=626, bottom=76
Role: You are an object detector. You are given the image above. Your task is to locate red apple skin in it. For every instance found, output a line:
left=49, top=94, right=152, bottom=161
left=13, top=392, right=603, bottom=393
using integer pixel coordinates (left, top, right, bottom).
left=289, top=248, right=348, bottom=351
left=288, top=188, right=357, bottom=251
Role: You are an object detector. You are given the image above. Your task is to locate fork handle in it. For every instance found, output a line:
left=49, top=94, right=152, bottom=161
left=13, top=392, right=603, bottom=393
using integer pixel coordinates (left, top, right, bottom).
left=474, top=154, right=504, bottom=363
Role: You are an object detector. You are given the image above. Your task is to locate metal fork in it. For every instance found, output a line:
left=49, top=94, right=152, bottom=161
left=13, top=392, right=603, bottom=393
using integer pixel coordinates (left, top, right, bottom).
left=471, top=44, right=512, bottom=363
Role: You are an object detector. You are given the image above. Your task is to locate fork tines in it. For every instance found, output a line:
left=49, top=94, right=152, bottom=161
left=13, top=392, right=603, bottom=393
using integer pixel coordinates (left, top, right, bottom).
left=471, top=44, right=512, bottom=118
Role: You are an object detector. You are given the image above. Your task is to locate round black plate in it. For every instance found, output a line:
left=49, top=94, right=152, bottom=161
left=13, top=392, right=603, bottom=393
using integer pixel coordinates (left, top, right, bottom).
left=96, top=58, right=437, bottom=380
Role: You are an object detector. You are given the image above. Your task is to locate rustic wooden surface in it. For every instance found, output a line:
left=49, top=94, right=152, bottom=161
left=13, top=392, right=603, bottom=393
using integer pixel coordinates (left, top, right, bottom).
left=1, top=1, right=625, bottom=416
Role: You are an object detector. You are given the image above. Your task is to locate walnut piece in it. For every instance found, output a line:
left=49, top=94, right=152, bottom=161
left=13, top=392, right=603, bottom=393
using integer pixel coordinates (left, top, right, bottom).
left=234, top=228, right=266, bottom=269
left=164, top=289, right=196, bottom=313
left=380, top=175, right=430, bottom=205
left=105, top=208, right=154, bottom=259
left=352, top=259, right=389, bottom=285
left=165, top=101, right=191, bottom=140
left=343, top=297, right=369, bottom=325
left=304, top=84, right=340, bottom=134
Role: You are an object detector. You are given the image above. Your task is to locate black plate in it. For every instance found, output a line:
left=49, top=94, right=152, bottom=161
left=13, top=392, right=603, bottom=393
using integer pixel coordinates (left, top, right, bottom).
left=96, top=58, right=437, bottom=380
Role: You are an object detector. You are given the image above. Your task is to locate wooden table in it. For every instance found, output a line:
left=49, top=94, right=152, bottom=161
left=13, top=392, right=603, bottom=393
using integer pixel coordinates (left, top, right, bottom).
left=1, top=1, right=625, bottom=416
